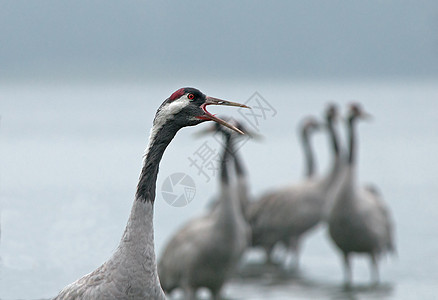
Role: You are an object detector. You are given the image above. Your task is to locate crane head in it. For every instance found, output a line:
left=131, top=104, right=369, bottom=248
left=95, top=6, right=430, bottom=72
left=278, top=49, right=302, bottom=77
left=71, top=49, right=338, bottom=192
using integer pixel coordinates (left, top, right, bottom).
left=155, top=87, right=249, bottom=134
left=347, top=102, right=372, bottom=122
left=325, top=103, right=340, bottom=122
left=301, top=116, right=322, bottom=134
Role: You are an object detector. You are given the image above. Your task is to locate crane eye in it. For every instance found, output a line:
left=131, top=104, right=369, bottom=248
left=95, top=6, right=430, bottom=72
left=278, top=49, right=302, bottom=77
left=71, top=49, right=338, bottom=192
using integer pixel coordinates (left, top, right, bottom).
left=187, top=93, right=195, bottom=100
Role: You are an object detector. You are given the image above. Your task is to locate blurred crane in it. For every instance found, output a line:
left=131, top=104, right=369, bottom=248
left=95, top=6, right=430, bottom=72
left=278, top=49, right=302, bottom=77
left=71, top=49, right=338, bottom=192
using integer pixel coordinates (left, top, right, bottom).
left=248, top=105, right=344, bottom=268
left=54, top=88, right=248, bottom=299
left=158, top=122, right=250, bottom=300
left=328, top=103, right=395, bottom=286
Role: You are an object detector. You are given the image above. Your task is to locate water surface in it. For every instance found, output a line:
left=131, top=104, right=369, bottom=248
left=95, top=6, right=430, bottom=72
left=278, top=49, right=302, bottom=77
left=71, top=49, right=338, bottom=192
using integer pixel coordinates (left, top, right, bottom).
left=0, top=80, right=437, bottom=299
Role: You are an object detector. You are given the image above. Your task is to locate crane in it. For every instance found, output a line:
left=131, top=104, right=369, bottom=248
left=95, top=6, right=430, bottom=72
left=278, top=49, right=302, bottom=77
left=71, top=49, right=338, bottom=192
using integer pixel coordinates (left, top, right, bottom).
left=158, top=121, right=250, bottom=299
left=248, top=105, right=344, bottom=269
left=328, top=103, right=395, bottom=286
left=54, top=87, right=248, bottom=299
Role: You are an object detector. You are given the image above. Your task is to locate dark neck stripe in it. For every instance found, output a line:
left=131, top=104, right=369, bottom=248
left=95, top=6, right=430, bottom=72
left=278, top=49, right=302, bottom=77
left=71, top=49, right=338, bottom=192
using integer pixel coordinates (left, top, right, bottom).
left=301, top=129, right=315, bottom=178
left=348, top=117, right=356, bottom=165
left=136, top=122, right=180, bottom=203
left=232, top=141, right=246, bottom=177
left=220, top=135, right=233, bottom=185
left=327, top=118, right=340, bottom=157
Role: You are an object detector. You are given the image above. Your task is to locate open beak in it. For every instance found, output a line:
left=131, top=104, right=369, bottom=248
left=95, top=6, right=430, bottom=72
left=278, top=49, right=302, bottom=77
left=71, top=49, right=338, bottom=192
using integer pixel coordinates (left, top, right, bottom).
left=198, top=96, right=250, bottom=134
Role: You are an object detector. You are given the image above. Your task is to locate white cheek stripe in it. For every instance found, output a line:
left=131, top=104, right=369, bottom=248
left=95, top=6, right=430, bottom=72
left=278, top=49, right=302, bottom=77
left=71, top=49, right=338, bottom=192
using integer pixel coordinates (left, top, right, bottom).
left=155, top=96, right=189, bottom=128
left=143, top=96, right=190, bottom=162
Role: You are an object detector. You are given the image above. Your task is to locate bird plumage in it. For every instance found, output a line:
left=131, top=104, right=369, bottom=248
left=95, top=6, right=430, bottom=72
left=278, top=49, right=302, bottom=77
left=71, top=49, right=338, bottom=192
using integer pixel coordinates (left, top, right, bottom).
left=158, top=124, right=249, bottom=299
left=328, top=103, right=395, bottom=285
left=248, top=106, right=344, bottom=267
left=54, top=88, right=248, bottom=299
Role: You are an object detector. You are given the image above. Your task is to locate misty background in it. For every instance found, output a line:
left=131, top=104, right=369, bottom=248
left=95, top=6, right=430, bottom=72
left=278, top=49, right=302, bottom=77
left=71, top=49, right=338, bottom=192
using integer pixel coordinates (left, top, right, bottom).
left=1, top=1, right=438, bottom=82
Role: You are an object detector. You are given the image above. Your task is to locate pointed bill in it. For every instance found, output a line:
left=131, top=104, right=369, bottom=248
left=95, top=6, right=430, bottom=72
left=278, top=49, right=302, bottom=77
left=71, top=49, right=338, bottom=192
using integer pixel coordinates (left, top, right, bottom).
left=198, top=96, right=250, bottom=135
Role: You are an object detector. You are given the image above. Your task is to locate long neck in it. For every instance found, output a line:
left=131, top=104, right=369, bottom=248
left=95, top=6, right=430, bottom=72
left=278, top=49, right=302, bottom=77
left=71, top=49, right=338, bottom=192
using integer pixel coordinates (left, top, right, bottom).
left=327, top=116, right=340, bottom=159
left=347, top=117, right=357, bottom=165
left=301, top=129, right=315, bottom=178
left=220, top=135, right=232, bottom=187
left=114, top=121, right=179, bottom=294
left=332, top=117, right=358, bottom=208
left=231, top=137, right=250, bottom=216
left=217, top=135, right=242, bottom=227
left=136, top=122, right=179, bottom=202
left=320, top=116, right=343, bottom=192
left=232, top=142, right=245, bottom=178
left=217, top=135, right=232, bottom=215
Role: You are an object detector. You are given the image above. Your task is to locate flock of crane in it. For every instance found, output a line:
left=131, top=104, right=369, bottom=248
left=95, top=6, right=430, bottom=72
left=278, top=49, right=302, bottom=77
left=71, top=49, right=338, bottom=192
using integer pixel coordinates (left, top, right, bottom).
left=52, top=87, right=395, bottom=300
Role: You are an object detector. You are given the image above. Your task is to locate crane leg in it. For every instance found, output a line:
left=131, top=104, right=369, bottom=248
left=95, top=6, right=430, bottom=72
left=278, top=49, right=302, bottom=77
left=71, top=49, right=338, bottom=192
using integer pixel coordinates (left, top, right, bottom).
left=283, top=238, right=300, bottom=271
left=212, top=290, right=222, bottom=300
left=264, top=244, right=276, bottom=265
left=343, top=253, right=352, bottom=287
left=370, top=253, right=380, bottom=285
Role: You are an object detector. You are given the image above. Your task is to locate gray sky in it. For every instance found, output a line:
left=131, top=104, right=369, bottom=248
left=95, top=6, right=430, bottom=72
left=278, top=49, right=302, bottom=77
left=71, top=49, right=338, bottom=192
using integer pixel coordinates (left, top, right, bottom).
left=1, top=1, right=438, bottom=81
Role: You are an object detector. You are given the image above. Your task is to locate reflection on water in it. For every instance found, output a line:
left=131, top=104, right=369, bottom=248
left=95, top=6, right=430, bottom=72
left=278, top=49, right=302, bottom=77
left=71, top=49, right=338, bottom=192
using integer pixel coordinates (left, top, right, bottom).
left=228, top=262, right=394, bottom=300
